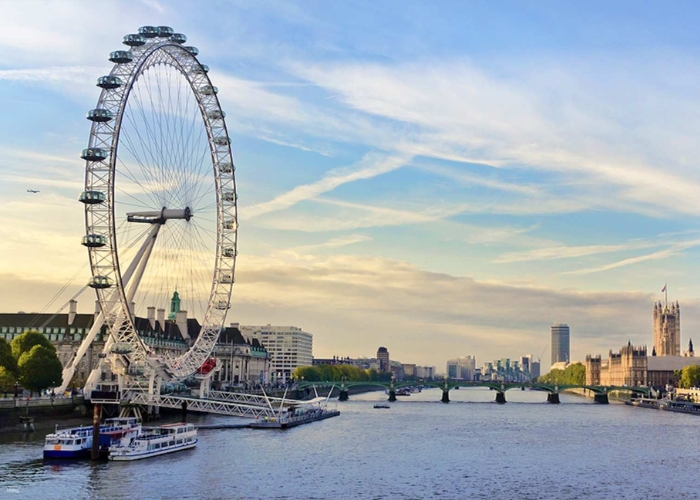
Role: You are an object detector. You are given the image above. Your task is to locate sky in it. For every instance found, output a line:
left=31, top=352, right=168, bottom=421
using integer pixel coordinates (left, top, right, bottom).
left=2, top=0, right=700, bottom=372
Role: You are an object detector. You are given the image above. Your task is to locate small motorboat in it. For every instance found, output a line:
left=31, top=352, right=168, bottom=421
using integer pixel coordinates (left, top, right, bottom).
left=373, top=404, right=391, bottom=409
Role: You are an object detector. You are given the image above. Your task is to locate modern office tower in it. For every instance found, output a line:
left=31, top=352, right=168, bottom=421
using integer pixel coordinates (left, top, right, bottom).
left=653, top=301, right=680, bottom=356
left=446, top=356, right=477, bottom=381
left=551, top=324, right=570, bottom=365
left=241, top=324, right=313, bottom=383
left=377, top=346, right=390, bottom=372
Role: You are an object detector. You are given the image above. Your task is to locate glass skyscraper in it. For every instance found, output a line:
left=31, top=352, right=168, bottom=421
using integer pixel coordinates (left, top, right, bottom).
left=551, top=324, right=570, bottom=365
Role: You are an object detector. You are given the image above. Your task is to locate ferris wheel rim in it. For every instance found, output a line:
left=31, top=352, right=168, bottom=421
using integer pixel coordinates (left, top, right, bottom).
left=82, top=29, right=238, bottom=379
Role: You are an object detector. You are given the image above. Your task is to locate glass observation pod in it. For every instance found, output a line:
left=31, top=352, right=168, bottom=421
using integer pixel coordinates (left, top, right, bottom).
left=199, top=85, right=218, bottom=96
left=156, top=26, right=174, bottom=37
left=223, top=219, right=237, bottom=230
left=138, top=26, right=158, bottom=38
left=81, top=234, right=108, bottom=248
left=81, top=148, right=109, bottom=161
left=184, top=46, right=199, bottom=56
left=88, top=276, right=113, bottom=289
left=219, top=274, right=234, bottom=284
left=222, top=247, right=236, bottom=258
left=109, top=51, right=133, bottom=64
left=215, top=301, right=231, bottom=310
left=218, top=162, right=234, bottom=174
left=110, top=342, right=134, bottom=355
left=122, top=34, right=146, bottom=47
left=207, top=110, right=226, bottom=120
left=86, top=109, right=114, bottom=123
left=213, top=136, right=230, bottom=146
left=170, top=33, right=187, bottom=44
left=190, top=64, right=209, bottom=75
left=79, top=191, right=107, bottom=204
left=97, top=76, right=123, bottom=89
left=222, top=192, right=236, bottom=202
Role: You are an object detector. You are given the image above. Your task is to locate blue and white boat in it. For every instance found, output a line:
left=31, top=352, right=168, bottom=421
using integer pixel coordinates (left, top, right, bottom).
left=109, top=422, right=197, bottom=461
left=43, top=417, right=141, bottom=459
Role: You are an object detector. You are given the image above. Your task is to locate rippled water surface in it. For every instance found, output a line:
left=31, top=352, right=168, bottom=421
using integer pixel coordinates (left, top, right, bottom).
left=1, top=388, right=699, bottom=499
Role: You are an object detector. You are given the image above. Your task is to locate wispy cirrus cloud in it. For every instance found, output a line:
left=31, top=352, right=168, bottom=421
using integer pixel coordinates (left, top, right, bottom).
left=244, top=152, right=411, bottom=218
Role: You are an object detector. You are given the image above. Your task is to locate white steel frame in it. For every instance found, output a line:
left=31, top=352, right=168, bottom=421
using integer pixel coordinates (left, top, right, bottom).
left=82, top=32, right=238, bottom=400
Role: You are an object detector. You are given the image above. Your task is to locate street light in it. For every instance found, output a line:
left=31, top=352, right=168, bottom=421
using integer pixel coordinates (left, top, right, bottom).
left=14, top=381, right=19, bottom=398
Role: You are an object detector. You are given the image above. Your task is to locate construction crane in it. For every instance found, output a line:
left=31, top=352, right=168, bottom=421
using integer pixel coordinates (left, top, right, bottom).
left=537, top=344, right=548, bottom=363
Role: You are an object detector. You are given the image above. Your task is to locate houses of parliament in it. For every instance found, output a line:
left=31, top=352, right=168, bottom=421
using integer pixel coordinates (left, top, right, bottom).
left=586, top=297, right=697, bottom=388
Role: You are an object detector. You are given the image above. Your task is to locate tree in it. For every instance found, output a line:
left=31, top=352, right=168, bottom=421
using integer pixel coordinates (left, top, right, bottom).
left=538, top=362, right=586, bottom=385
left=18, top=345, right=63, bottom=395
left=680, top=364, right=700, bottom=389
left=0, top=338, right=17, bottom=377
left=0, top=366, right=15, bottom=393
left=11, top=330, right=55, bottom=360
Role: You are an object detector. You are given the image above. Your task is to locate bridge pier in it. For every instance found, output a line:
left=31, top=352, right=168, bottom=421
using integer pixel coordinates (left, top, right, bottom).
left=339, top=389, right=349, bottom=401
left=594, top=393, right=609, bottom=404
left=181, top=400, right=188, bottom=422
left=388, top=389, right=397, bottom=402
left=441, top=390, right=450, bottom=403
left=495, top=392, right=506, bottom=404
left=547, top=393, right=560, bottom=404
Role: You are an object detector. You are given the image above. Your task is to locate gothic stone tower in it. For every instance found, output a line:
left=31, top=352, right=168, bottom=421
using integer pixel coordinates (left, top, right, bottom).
left=653, top=300, right=680, bottom=356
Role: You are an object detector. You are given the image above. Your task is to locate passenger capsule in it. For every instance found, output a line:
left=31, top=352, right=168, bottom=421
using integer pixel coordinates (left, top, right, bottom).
left=138, top=26, right=158, bottom=38
left=97, top=76, right=123, bottom=89
left=81, top=234, right=108, bottom=248
left=218, top=162, right=234, bottom=174
left=214, top=300, right=231, bottom=310
left=183, top=46, right=199, bottom=56
left=109, top=51, right=133, bottom=64
left=223, top=219, right=237, bottom=230
left=213, top=136, right=230, bottom=146
left=79, top=191, right=107, bottom=204
left=156, top=26, right=174, bottom=37
left=207, top=110, right=226, bottom=120
left=219, top=274, right=234, bottom=284
left=191, top=64, right=209, bottom=74
left=222, top=192, right=236, bottom=202
left=86, top=109, right=114, bottom=123
left=81, top=148, right=109, bottom=161
left=170, top=33, right=187, bottom=44
left=222, top=247, right=236, bottom=258
left=199, top=85, right=218, bottom=96
left=88, top=276, right=113, bottom=289
left=122, top=34, right=146, bottom=47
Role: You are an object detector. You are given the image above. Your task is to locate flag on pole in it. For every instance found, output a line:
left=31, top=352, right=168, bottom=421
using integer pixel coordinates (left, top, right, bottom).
left=661, top=284, right=667, bottom=293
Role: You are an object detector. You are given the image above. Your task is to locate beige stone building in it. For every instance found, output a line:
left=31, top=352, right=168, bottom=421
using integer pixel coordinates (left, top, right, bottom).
left=653, top=301, right=680, bottom=356
left=586, top=343, right=647, bottom=386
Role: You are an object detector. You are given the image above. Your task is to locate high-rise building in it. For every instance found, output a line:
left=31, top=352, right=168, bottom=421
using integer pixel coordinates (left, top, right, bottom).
left=377, top=347, right=390, bottom=372
left=446, top=356, right=476, bottom=381
left=530, top=360, right=541, bottom=379
left=551, top=324, right=570, bottom=365
left=241, top=324, right=313, bottom=383
left=653, top=301, right=680, bottom=356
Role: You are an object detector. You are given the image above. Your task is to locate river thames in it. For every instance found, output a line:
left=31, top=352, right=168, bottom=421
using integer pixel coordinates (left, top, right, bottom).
left=1, top=388, right=699, bottom=499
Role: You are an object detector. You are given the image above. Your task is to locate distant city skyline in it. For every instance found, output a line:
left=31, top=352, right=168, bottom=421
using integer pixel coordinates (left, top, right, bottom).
left=4, top=2, right=700, bottom=370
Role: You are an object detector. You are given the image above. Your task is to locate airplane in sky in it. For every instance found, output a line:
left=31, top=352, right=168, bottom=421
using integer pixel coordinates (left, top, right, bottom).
left=26, top=189, right=39, bottom=194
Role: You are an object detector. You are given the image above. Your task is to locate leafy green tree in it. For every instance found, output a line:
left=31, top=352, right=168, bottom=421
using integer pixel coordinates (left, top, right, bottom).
left=18, top=345, right=63, bottom=395
left=11, top=330, right=55, bottom=360
left=538, top=362, right=586, bottom=385
left=0, top=366, right=16, bottom=393
left=0, top=338, right=18, bottom=377
left=680, top=365, right=700, bottom=389
left=293, top=364, right=393, bottom=383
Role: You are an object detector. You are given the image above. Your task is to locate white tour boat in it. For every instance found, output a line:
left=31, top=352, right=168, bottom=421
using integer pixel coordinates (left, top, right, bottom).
left=109, top=422, right=197, bottom=461
left=43, top=417, right=141, bottom=459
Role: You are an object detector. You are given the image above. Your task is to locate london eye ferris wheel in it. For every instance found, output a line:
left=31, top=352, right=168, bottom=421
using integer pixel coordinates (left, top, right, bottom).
left=79, top=25, right=237, bottom=382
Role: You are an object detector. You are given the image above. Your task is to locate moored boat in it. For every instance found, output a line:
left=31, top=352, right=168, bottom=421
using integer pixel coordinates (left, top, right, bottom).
left=43, top=417, right=141, bottom=459
left=373, top=403, right=391, bottom=409
left=250, top=405, right=340, bottom=429
left=109, top=422, right=197, bottom=461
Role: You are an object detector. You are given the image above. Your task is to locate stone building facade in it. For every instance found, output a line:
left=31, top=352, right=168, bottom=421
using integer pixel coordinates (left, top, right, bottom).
left=654, top=301, right=680, bottom=356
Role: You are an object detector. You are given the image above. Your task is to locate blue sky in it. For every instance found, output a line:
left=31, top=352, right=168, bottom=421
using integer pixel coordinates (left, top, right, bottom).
left=2, top=1, right=700, bottom=371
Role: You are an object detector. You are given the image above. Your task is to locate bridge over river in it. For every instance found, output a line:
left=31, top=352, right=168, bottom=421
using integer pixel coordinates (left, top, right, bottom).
left=297, top=379, right=651, bottom=404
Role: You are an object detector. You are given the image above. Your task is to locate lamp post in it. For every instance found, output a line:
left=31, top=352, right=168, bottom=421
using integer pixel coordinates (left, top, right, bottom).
left=14, top=381, right=19, bottom=399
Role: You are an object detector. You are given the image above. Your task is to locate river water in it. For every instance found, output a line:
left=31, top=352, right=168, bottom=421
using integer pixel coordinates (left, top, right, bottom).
left=0, top=388, right=698, bottom=499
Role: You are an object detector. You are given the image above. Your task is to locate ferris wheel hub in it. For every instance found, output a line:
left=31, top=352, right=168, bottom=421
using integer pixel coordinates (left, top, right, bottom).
left=126, top=207, right=192, bottom=224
